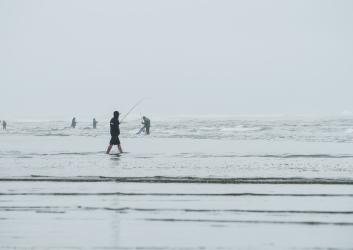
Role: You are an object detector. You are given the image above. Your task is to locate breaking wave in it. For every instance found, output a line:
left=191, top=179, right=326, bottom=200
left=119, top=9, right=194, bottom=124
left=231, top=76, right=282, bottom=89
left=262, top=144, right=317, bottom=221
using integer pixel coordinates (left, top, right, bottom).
left=220, top=126, right=266, bottom=132
left=3, top=117, right=353, bottom=143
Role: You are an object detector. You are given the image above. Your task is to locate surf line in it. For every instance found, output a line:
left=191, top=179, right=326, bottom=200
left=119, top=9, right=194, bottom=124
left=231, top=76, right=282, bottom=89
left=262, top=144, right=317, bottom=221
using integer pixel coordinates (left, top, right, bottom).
left=120, top=98, right=147, bottom=123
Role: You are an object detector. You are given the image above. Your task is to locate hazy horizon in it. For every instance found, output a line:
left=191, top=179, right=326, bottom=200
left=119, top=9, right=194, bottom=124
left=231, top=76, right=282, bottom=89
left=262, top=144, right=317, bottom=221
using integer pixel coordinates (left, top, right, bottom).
left=1, top=0, right=353, bottom=119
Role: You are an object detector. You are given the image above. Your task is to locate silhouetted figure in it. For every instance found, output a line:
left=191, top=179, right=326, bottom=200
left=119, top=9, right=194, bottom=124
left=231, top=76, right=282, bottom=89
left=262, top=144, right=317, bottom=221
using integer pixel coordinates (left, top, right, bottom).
left=106, top=111, right=123, bottom=154
left=71, top=117, right=77, bottom=128
left=2, top=120, right=7, bottom=130
left=137, top=116, right=150, bottom=135
left=93, top=118, right=98, bottom=129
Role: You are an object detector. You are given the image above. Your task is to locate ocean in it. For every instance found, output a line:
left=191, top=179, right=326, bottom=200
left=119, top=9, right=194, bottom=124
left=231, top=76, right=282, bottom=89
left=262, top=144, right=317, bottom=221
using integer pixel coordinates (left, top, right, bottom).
left=1, top=116, right=353, bottom=249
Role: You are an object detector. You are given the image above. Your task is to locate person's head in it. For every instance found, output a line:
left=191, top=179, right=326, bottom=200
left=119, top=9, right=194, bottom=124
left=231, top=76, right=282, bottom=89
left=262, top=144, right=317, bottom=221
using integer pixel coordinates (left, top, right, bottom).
left=142, top=116, right=146, bottom=120
left=113, top=111, right=120, bottom=119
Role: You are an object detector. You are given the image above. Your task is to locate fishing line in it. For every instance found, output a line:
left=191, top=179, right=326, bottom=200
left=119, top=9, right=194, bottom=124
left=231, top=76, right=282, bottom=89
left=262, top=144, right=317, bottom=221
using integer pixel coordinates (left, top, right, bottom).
left=120, top=98, right=146, bottom=122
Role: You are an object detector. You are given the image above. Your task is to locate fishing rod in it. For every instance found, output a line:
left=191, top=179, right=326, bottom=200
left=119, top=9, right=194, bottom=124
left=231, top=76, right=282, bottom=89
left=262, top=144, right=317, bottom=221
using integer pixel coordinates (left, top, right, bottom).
left=120, top=98, right=146, bottom=122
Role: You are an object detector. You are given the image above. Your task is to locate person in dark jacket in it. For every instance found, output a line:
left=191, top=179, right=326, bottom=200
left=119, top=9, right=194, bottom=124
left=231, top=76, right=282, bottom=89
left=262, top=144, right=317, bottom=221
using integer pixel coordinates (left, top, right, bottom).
left=2, top=120, right=7, bottom=130
left=71, top=117, right=77, bottom=128
left=93, top=118, right=98, bottom=129
left=137, top=116, right=151, bottom=135
left=106, top=111, right=123, bottom=154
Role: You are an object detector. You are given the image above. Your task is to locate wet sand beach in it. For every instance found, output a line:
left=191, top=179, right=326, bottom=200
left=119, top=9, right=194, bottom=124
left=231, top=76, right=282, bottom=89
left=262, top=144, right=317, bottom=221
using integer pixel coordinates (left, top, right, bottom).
left=1, top=118, right=353, bottom=249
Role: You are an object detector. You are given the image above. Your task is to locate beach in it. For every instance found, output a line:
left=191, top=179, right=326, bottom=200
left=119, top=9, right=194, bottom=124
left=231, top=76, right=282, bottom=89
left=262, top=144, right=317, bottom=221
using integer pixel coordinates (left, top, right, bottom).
left=1, top=117, right=353, bottom=249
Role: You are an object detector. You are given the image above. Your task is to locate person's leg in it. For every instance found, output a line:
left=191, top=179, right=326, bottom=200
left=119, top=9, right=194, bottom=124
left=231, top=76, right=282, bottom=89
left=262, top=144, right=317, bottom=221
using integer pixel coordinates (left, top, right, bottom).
left=137, top=127, right=144, bottom=134
left=117, top=144, right=123, bottom=153
left=106, top=144, right=113, bottom=154
left=146, top=126, right=150, bottom=135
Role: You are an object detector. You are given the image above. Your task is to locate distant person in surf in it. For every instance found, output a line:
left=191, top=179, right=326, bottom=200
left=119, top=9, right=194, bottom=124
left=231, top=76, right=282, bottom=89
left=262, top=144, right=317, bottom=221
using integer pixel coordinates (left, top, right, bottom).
left=71, top=117, right=77, bottom=128
left=106, top=111, right=123, bottom=154
left=2, top=120, right=7, bottom=130
left=137, top=116, right=151, bottom=135
left=93, top=118, right=98, bottom=129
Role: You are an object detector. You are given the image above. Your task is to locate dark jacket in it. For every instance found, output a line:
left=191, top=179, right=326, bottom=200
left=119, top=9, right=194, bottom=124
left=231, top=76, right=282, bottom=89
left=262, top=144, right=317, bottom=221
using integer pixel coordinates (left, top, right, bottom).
left=142, top=117, right=150, bottom=127
left=110, top=117, right=120, bottom=136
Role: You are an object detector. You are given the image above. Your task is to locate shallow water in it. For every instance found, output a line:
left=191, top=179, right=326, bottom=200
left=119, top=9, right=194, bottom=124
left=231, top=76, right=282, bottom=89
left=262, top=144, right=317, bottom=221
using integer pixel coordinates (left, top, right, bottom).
left=1, top=117, right=353, bottom=249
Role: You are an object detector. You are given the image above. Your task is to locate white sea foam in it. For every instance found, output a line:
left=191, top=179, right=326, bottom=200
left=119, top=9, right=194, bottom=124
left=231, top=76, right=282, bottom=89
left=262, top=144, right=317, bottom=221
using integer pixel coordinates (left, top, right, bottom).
left=1, top=117, right=353, bottom=143
left=220, top=125, right=264, bottom=132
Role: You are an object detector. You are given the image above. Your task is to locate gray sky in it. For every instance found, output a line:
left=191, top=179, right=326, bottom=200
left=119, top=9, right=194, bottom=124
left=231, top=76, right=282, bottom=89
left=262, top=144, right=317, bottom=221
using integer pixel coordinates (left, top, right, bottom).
left=1, top=0, right=353, bottom=119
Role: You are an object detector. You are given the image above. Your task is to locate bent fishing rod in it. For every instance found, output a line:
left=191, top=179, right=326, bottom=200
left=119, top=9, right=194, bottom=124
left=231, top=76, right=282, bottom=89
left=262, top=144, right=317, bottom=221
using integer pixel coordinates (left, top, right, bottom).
left=120, top=98, right=146, bottom=122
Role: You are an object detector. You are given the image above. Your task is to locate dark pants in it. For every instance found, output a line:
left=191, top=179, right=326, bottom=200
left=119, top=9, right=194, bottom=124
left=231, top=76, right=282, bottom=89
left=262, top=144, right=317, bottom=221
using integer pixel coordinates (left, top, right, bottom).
left=110, top=135, right=121, bottom=145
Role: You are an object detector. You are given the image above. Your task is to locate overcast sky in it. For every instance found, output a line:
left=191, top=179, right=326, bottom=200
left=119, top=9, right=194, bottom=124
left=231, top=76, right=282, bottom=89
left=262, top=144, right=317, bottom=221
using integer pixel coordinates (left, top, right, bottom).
left=1, top=0, right=352, bottom=119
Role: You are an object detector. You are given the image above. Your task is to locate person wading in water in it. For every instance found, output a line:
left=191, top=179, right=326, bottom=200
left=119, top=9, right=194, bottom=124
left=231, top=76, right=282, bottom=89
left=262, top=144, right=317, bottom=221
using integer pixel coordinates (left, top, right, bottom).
left=2, top=120, right=7, bottom=130
left=93, top=118, right=98, bottom=129
left=106, top=111, right=123, bottom=154
left=71, top=117, right=77, bottom=128
left=137, top=116, right=151, bottom=135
